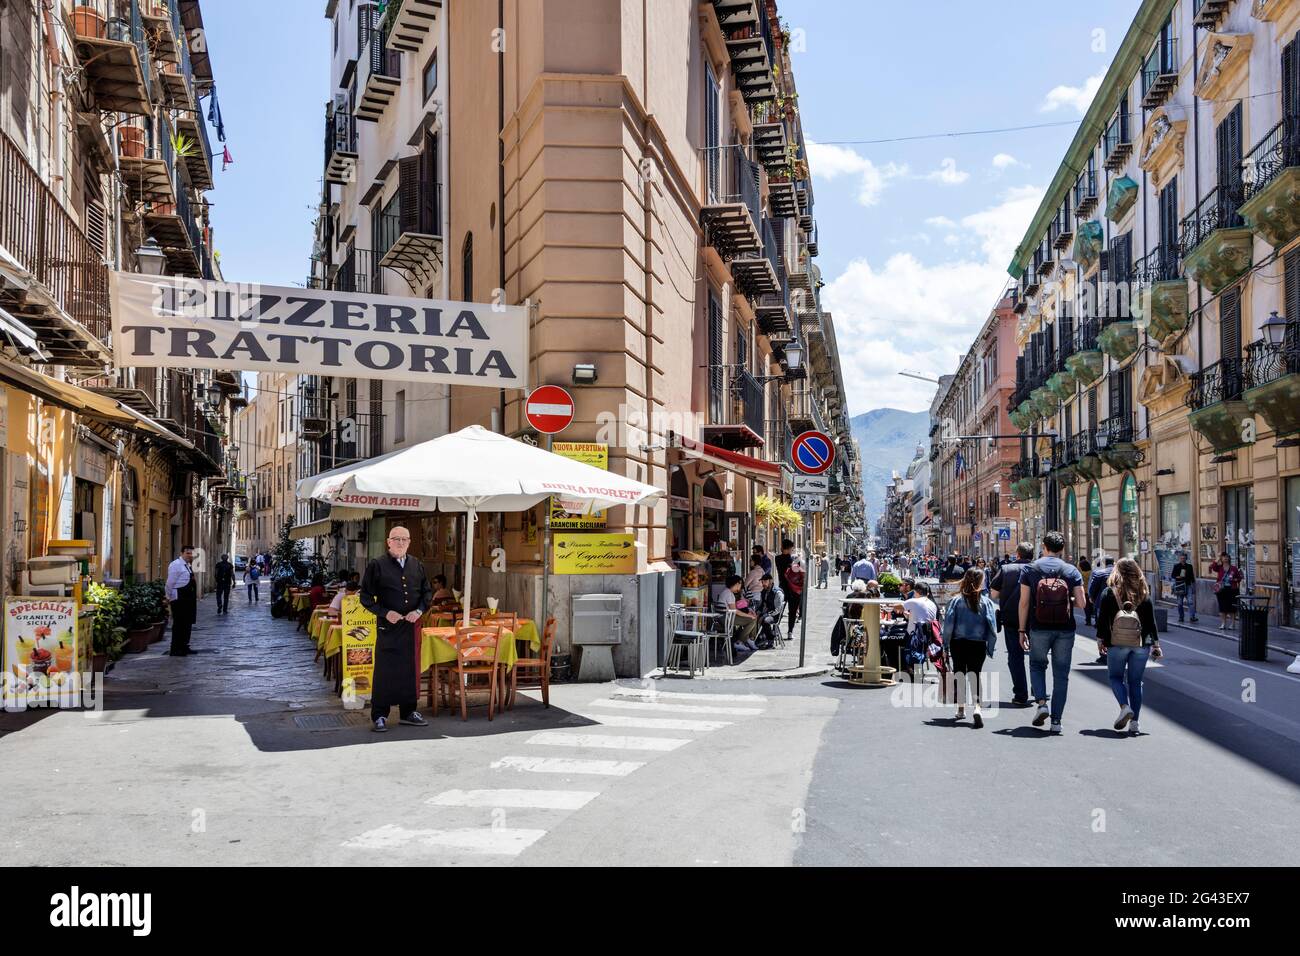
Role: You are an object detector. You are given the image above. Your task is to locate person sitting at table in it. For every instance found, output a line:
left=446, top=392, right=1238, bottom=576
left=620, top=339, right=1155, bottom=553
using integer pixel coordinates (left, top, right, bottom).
left=831, top=579, right=868, bottom=657
left=329, top=572, right=361, bottom=612
left=716, top=574, right=758, bottom=656
left=431, top=575, right=455, bottom=605
left=743, top=554, right=765, bottom=602
left=298, top=573, right=329, bottom=628
left=753, top=573, right=785, bottom=649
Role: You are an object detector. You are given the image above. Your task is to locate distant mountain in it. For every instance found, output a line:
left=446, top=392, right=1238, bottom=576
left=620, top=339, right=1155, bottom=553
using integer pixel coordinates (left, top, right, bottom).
left=850, top=408, right=929, bottom=528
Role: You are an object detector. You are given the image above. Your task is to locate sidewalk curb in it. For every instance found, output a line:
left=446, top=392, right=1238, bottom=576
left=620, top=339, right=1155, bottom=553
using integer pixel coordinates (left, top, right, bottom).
left=1162, top=620, right=1297, bottom=659
left=647, top=665, right=833, bottom=681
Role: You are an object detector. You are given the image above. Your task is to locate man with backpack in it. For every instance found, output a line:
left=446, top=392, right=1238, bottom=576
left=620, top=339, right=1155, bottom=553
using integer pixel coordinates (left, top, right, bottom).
left=1017, top=531, right=1087, bottom=733
left=989, top=542, right=1035, bottom=706
left=1088, top=557, right=1115, bottom=662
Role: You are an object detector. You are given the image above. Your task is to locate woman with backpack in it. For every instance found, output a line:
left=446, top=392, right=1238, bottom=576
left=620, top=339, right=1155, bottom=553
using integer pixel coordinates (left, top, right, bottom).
left=1095, top=557, right=1163, bottom=734
left=1209, top=551, right=1243, bottom=631
left=941, top=568, right=998, bottom=728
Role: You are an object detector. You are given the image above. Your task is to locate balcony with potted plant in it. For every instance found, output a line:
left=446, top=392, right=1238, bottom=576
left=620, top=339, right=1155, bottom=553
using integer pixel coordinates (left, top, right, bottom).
left=715, top=0, right=777, bottom=105
left=750, top=99, right=787, bottom=172
left=70, top=0, right=153, bottom=115
left=139, top=0, right=181, bottom=64
left=382, top=0, right=441, bottom=53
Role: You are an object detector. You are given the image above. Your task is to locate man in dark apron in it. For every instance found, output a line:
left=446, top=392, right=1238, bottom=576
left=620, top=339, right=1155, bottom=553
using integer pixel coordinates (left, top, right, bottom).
left=166, top=545, right=198, bottom=656
left=360, top=526, right=433, bottom=732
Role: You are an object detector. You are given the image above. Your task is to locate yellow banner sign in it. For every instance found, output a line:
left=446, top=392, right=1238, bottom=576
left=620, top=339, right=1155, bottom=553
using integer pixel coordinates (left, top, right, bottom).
left=550, top=442, right=608, bottom=530
left=340, top=593, right=377, bottom=705
left=553, top=533, right=637, bottom=574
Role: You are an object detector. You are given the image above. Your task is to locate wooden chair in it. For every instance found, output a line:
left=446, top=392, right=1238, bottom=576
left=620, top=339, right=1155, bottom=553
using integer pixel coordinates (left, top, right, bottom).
left=433, top=625, right=502, bottom=721
left=509, top=617, right=557, bottom=709
left=482, top=611, right=518, bottom=631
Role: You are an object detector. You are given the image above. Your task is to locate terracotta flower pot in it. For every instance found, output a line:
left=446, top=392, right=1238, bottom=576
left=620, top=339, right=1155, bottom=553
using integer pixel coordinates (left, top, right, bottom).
left=72, top=6, right=106, bottom=39
left=125, top=627, right=152, bottom=654
left=149, top=620, right=166, bottom=643
left=119, top=125, right=145, bottom=159
left=92, top=652, right=108, bottom=673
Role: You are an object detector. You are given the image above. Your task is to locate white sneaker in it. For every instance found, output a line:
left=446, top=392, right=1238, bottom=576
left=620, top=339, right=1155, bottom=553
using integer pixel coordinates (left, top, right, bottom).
left=1129, top=720, right=1141, bottom=735
left=1032, top=704, right=1050, bottom=727
left=955, top=707, right=965, bottom=720
left=1114, top=705, right=1134, bottom=731
left=1049, top=721, right=1062, bottom=734
left=1219, top=622, right=1226, bottom=630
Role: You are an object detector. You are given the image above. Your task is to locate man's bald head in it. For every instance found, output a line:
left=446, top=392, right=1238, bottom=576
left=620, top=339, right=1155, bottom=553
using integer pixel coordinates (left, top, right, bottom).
left=386, top=527, right=411, bottom=559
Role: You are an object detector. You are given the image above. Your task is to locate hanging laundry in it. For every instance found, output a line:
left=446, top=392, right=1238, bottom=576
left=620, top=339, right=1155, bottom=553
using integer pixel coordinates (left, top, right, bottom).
left=206, top=85, right=226, bottom=143
left=222, top=145, right=234, bottom=171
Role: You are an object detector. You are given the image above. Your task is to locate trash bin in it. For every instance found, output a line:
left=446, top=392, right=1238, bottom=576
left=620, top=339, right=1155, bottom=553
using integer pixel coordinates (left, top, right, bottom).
left=1238, top=594, right=1270, bottom=662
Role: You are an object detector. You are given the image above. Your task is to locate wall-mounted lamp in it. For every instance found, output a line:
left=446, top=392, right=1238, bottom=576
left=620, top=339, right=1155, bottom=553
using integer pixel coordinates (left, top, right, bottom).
left=1261, top=310, right=1289, bottom=346
left=135, top=239, right=167, bottom=276
left=572, top=363, right=598, bottom=385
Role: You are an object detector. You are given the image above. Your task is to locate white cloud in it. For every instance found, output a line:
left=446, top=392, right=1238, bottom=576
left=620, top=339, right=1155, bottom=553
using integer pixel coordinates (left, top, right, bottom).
left=821, top=186, right=1045, bottom=414
left=806, top=140, right=908, bottom=207
left=925, top=157, right=969, bottom=185
left=1040, top=72, right=1104, bottom=114
left=924, top=216, right=956, bottom=229
left=992, top=152, right=1023, bottom=170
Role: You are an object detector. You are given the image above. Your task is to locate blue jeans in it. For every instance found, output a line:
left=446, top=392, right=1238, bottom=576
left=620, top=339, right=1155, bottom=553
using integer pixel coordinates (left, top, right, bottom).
left=1106, top=646, right=1150, bottom=718
left=1000, top=613, right=1028, bottom=702
left=1175, top=588, right=1197, bottom=622
left=1029, top=628, right=1076, bottom=721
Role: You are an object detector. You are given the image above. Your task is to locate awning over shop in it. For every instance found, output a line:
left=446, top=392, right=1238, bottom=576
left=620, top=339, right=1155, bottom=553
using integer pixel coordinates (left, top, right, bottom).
left=0, top=305, right=46, bottom=360
left=0, top=356, right=195, bottom=450
left=676, top=435, right=783, bottom=486
left=289, top=519, right=332, bottom=540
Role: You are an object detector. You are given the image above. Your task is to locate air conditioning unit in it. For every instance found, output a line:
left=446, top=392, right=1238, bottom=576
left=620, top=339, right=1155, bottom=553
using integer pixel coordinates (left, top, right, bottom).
left=23, top=556, right=79, bottom=596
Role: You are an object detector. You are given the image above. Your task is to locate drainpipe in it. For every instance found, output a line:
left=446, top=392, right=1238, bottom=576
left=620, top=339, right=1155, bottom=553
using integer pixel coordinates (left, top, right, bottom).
left=440, top=0, right=452, bottom=434
left=497, top=0, right=506, bottom=434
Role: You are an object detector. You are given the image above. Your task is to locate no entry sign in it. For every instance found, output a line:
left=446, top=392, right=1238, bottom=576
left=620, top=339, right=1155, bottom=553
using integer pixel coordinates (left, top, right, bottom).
left=526, top=385, right=575, bottom=435
left=791, top=430, right=835, bottom=475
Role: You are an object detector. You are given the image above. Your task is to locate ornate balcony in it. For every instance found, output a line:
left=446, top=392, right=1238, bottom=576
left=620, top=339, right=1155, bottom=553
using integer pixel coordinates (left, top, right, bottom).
left=1103, top=112, right=1132, bottom=172
left=767, top=173, right=799, bottom=218
left=1242, top=324, right=1300, bottom=437
left=356, top=25, right=402, bottom=123
left=1067, top=317, right=1105, bottom=387
left=702, top=145, right=762, bottom=260
left=731, top=216, right=782, bottom=299
left=716, top=0, right=777, bottom=104
left=325, top=108, right=359, bottom=186
left=1097, top=415, right=1143, bottom=470
left=139, top=0, right=181, bottom=64
left=1131, top=244, right=1187, bottom=345
left=705, top=367, right=766, bottom=450
left=376, top=159, right=443, bottom=285
left=1180, top=185, right=1252, bottom=293
left=1239, top=117, right=1300, bottom=249
left=750, top=100, right=787, bottom=172
left=1071, top=430, right=1105, bottom=481
left=1140, top=35, right=1178, bottom=109
left=1187, top=358, right=1251, bottom=453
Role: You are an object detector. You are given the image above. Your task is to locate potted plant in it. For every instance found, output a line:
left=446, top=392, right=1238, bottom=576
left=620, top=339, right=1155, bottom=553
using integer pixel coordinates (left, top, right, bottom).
left=143, top=581, right=168, bottom=642
left=86, top=582, right=127, bottom=671
left=119, top=123, right=146, bottom=159
left=121, top=584, right=155, bottom=653
left=72, top=4, right=105, bottom=39
left=878, top=572, right=903, bottom=598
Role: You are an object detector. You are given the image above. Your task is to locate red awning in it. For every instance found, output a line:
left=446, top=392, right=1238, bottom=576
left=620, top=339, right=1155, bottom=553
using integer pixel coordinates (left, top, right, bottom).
left=676, top=435, right=783, bottom=486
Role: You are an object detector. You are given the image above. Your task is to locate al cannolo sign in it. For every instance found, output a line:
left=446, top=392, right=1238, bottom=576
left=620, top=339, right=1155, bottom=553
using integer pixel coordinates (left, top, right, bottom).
left=109, top=274, right=529, bottom=389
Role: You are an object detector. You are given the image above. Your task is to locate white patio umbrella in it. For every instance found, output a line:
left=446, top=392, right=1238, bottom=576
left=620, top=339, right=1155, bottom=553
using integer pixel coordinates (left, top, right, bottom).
left=296, top=425, right=663, bottom=625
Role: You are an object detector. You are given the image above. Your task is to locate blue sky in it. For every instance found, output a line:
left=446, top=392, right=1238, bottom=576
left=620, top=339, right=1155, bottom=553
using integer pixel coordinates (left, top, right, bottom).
left=202, top=0, right=1143, bottom=412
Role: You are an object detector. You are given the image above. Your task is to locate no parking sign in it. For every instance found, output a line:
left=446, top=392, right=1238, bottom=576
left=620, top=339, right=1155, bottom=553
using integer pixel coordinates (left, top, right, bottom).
left=791, top=431, right=835, bottom=475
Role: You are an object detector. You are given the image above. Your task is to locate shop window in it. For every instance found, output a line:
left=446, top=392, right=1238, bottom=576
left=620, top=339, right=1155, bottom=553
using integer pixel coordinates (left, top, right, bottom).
left=1087, top=483, right=1102, bottom=561
left=1223, top=484, right=1255, bottom=585
left=1063, top=489, right=1077, bottom=561
left=1120, top=474, right=1139, bottom=560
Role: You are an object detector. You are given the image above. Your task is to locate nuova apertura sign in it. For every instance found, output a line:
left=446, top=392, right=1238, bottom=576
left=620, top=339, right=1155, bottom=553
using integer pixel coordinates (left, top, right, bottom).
left=109, top=273, right=529, bottom=388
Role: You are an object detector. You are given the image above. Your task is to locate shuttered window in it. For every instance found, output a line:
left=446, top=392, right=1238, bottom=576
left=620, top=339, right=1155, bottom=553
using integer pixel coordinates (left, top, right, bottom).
left=708, top=293, right=723, bottom=423
left=705, top=63, right=720, bottom=204
left=1286, top=250, right=1300, bottom=352
left=1087, top=388, right=1098, bottom=429
left=1159, top=179, right=1178, bottom=269
left=1220, top=286, right=1241, bottom=365
left=1217, top=103, right=1243, bottom=220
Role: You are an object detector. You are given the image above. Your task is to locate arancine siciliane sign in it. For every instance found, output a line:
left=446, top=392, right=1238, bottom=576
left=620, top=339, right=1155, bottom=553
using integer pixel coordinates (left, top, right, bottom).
left=108, top=273, right=529, bottom=389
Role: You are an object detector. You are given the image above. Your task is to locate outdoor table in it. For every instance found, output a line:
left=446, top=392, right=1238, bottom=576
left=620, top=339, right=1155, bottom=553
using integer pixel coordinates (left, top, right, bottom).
left=419, top=618, right=539, bottom=674
left=323, top=624, right=342, bottom=659
left=840, top=598, right=903, bottom=687
left=290, top=591, right=311, bottom=613
left=311, top=610, right=339, bottom=649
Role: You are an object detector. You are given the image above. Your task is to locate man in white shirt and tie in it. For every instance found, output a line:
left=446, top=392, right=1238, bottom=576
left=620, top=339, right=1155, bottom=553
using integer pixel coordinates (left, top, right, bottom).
left=166, top=545, right=198, bottom=656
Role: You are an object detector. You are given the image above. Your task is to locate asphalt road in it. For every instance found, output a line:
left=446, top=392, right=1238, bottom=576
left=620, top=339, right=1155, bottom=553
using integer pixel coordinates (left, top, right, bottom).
left=1, top=586, right=1296, bottom=866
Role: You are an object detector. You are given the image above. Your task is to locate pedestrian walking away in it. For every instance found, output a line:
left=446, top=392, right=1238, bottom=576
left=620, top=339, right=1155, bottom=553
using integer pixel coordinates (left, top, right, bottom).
left=839, top=556, right=850, bottom=590
left=166, top=545, right=198, bottom=656
left=942, top=568, right=998, bottom=728
left=1087, top=557, right=1114, bottom=661
left=243, top=561, right=262, bottom=604
left=1170, top=551, right=1198, bottom=623
left=784, top=556, right=806, bottom=641
left=214, top=552, right=234, bottom=615
left=1018, top=531, right=1087, bottom=734
left=1079, top=557, right=1094, bottom=625
left=360, top=526, right=433, bottom=732
left=1095, top=557, right=1163, bottom=736
left=989, top=542, right=1034, bottom=706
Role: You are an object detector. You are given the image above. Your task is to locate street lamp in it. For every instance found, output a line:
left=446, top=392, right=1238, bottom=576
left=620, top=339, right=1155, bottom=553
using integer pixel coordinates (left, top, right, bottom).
left=783, top=341, right=804, bottom=372
left=135, top=239, right=167, bottom=276
left=1261, top=310, right=1288, bottom=346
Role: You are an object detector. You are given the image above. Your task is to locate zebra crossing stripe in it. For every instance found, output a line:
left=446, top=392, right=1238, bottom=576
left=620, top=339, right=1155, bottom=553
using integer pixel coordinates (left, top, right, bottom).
left=611, top=688, right=767, bottom=703
left=342, top=823, right=547, bottom=855
left=426, top=789, right=599, bottom=810
left=564, top=713, right=734, bottom=732
left=525, top=731, right=690, bottom=752
left=588, top=698, right=764, bottom=716
left=491, top=755, right=644, bottom=776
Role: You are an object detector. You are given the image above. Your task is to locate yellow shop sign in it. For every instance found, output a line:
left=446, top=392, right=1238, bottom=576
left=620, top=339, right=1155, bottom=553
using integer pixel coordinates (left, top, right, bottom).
left=553, top=533, right=637, bottom=574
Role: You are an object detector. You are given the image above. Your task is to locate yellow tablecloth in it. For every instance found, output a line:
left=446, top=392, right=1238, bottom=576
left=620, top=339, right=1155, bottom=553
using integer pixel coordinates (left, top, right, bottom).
left=309, top=608, right=337, bottom=645
left=323, top=624, right=342, bottom=658
left=290, top=592, right=311, bottom=613
left=419, top=618, right=539, bottom=673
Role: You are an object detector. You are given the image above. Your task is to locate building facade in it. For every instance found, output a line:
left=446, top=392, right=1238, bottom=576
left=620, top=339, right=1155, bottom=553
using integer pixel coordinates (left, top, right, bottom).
left=261, top=0, right=862, bottom=670
left=1002, top=0, right=1300, bottom=626
left=0, top=0, right=234, bottom=600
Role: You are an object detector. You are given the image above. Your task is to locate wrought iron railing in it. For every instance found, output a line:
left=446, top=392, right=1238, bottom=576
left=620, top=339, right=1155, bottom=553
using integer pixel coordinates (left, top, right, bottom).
left=1141, top=35, right=1178, bottom=99
left=1180, top=183, right=1243, bottom=254
left=1188, top=357, right=1244, bottom=410
left=1074, top=167, right=1098, bottom=209
left=1132, top=243, right=1182, bottom=284
left=312, top=247, right=394, bottom=295
left=707, top=143, right=761, bottom=229
left=364, top=23, right=401, bottom=82
left=1074, top=316, right=1100, bottom=352
left=326, top=108, right=357, bottom=168
left=317, top=412, right=385, bottom=470
left=727, top=368, right=765, bottom=436
left=0, top=130, right=110, bottom=347
left=1104, top=111, right=1131, bottom=162
left=1098, top=414, right=1136, bottom=447
left=1244, top=327, right=1300, bottom=389
left=1242, top=117, right=1300, bottom=203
